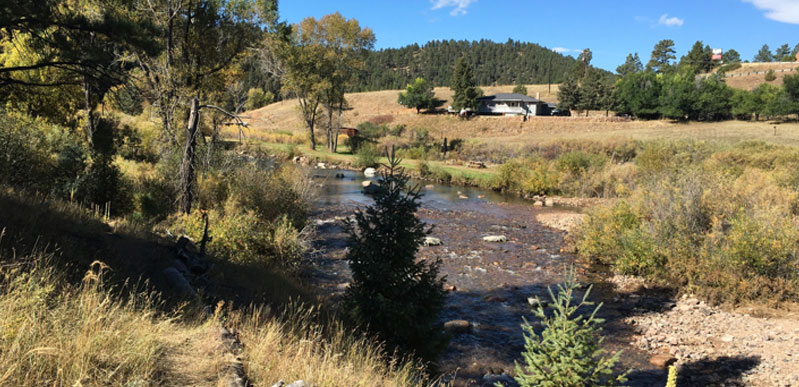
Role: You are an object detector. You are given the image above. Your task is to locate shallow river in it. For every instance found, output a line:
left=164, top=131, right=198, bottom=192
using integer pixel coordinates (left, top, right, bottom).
left=307, top=169, right=667, bottom=386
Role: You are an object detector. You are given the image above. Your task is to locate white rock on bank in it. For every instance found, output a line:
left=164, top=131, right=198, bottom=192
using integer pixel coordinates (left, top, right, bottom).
left=483, top=235, right=507, bottom=243
left=363, top=167, right=377, bottom=177
left=423, top=237, right=442, bottom=246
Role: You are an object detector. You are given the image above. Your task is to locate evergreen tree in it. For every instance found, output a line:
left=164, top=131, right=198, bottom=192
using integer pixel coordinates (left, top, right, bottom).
left=722, top=49, right=742, bottom=64
left=343, top=150, right=448, bottom=362
left=450, top=57, right=482, bottom=111
left=513, top=268, right=628, bottom=387
left=765, top=69, right=777, bottom=81
left=616, top=53, right=643, bottom=77
left=775, top=43, right=792, bottom=61
left=646, top=39, right=676, bottom=73
left=755, top=44, right=774, bottom=62
left=577, top=67, right=604, bottom=114
left=398, top=77, right=439, bottom=113
left=557, top=75, right=580, bottom=112
left=680, top=41, right=713, bottom=74
left=615, top=71, right=662, bottom=118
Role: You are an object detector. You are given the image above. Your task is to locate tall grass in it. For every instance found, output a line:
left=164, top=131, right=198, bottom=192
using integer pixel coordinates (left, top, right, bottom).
left=0, top=256, right=176, bottom=386
left=231, top=305, right=427, bottom=387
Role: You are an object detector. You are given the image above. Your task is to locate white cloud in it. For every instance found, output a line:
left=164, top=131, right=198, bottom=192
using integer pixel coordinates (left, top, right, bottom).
left=743, top=0, right=799, bottom=24
left=552, top=47, right=577, bottom=54
left=431, top=0, right=477, bottom=16
left=658, top=14, right=684, bottom=27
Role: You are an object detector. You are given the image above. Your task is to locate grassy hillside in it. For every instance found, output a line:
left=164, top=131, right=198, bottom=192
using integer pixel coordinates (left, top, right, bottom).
left=245, top=84, right=799, bottom=149
left=717, top=62, right=798, bottom=90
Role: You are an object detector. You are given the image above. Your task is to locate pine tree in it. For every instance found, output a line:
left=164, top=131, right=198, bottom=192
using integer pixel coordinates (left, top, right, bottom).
left=680, top=41, right=713, bottom=74
left=616, top=53, right=643, bottom=77
left=722, top=49, right=741, bottom=64
left=450, top=57, right=483, bottom=111
left=343, top=150, right=448, bottom=362
left=775, top=43, right=792, bottom=61
left=557, top=75, right=580, bottom=112
left=755, top=44, right=774, bottom=62
left=646, top=39, right=676, bottom=73
left=513, top=268, right=628, bottom=387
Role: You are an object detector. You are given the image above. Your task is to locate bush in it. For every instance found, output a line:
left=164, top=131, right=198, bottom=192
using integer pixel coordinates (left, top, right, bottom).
left=355, top=144, right=380, bottom=168
left=170, top=202, right=307, bottom=271
left=514, top=268, right=628, bottom=386
left=577, top=166, right=799, bottom=304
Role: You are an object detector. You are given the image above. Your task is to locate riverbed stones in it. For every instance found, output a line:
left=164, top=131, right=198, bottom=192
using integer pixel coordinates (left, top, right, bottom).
left=482, top=235, right=507, bottom=243
left=545, top=198, right=555, bottom=207
left=533, top=200, right=544, bottom=207
left=443, top=320, right=472, bottom=334
left=363, top=167, right=376, bottom=177
left=316, top=162, right=326, bottom=169
left=527, top=297, right=549, bottom=308
left=362, top=181, right=382, bottom=195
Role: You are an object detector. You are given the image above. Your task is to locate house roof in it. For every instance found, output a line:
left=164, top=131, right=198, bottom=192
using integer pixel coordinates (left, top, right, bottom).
left=478, top=93, right=542, bottom=103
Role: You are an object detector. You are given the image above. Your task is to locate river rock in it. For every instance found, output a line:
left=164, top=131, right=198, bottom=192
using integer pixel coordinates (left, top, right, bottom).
left=317, top=162, right=326, bottom=169
left=649, top=353, right=677, bottom=369
left=363, top=167, right=377, bottom=177
left=483, top=235, right=507, bottom=243
left=528, top=297, right=549, bottom=308
left=361, top=180, right=372, bottom=187
left=458, top=194, right=468, bottom=199
left=423, top=236, right=442, bottom=246
left=545, top=198, right=555, bottom=207
left=533, top=200, right=544, bottom=207
left=443, top=320, right=472, bottom=334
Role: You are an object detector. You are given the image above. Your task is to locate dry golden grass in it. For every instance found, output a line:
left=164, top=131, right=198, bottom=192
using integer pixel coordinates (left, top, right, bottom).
left=0, top=258, right=182, bottom=386
left=245, top=84, right=799, bottom=150
left=231, top=305, right=427, bottom=387
left=245, top=84, right=559, bottom=136
left=716, top=62, right=798, bottom=90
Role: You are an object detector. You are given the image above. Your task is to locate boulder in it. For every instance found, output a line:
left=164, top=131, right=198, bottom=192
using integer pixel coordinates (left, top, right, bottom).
left=649, top=353, right=677, bottom=369
left=533, top=200, right=544, bottom=207
left=363, top=167, right=377, bottom=177
left=316, top=162, right=326, bottom=169
left=362, top=181, right=383, bottom=195
left=483, top=235, right=507, bottom=243
left=163, top=267, right=197, bottom=298
left=527, top=297, right=550, bottom=308
left=545, top=198, right=555, bottom=207
left=443, top=320, right=472, bottom=334
left=423, top=236, right=442, bottom=246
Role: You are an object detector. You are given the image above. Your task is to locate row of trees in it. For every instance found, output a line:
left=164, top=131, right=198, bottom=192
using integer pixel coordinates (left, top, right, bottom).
left=558, top=39, right=799, bottom=121
left=754, top=43, right=799, bottom=62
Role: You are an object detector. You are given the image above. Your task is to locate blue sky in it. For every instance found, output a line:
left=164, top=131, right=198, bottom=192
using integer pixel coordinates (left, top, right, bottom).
left=279, top=0, right=799, bottom=71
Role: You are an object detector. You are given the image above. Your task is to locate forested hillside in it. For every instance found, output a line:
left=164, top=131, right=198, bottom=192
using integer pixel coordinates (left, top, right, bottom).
left=353, top=39, right=581, bottom=91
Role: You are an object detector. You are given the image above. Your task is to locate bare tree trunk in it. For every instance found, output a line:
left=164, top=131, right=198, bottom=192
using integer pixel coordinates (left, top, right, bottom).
left=326, top=106, right=334, bottom=152
left=180, top=97, right=200, bottom=214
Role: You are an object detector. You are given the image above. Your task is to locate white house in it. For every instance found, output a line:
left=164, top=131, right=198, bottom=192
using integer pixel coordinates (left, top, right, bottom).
left=476, top=93, right=551, bottom=116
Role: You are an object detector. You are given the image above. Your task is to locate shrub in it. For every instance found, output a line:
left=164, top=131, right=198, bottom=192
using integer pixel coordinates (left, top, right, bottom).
left=169, top=203, right=307, bottom=271
left=765, top=69, right=776, bottom=82
left=355, top=144, right=380, bottom=168
left=514, top=268, right=628, bottom=386
left=555, top=151, right=607, bottom=176
left=343, top=154, right=447, bottom=363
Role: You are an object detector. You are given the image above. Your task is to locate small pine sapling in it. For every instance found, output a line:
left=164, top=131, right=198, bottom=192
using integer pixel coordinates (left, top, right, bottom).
left=511, top=267, right=629, bottom=387
left=343, top=147, right=448, bottom=363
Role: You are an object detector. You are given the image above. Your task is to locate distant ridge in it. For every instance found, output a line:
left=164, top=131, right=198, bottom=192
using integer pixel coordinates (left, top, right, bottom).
left=353, top=39, right=592, bottom=91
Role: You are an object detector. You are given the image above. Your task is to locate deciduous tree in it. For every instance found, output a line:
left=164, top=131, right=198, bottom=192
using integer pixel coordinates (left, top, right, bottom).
left=398, top=77, right=439, bottom=113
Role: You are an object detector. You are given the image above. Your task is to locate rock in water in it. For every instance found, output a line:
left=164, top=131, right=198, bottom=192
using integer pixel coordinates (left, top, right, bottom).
left=361, top=180, right=373, bottom=188
left=483, top=235, right=507, bottom=243
left=545, top=198, right=555, bottom=207
left=362, top=181, right=383, bottom=195
left=423, top=237, right=442, bottom=246
left=316, top=162, right=326, bottom=169
left=363, top=167, right=377, bottom=177
left=443, top=320, right=472, bottom=334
